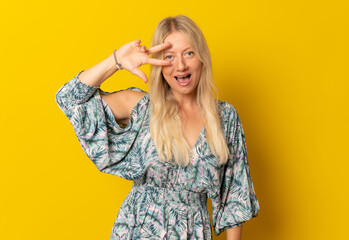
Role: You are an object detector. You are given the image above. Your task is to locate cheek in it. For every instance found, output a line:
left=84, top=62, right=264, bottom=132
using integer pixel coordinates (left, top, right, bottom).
left=161, top=72, right=169, bottom=84
left=161, top=67, right=172, bottom=78
left=193, top=62, right=203, bottom=75
left=191, top=58, right=202, bottom=70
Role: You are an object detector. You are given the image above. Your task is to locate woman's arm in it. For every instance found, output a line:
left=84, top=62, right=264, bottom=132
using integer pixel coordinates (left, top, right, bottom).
left=78, top=52, right=119, bottom=87
left=77, top=40, right=171, bottom=122
left=79, top=39, right=171, bottom=86
left=226, top=225, right=243, bottom=240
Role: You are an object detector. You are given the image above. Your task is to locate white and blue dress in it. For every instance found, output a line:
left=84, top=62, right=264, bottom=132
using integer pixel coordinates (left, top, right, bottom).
left=55, top=71, right=259, bottom=239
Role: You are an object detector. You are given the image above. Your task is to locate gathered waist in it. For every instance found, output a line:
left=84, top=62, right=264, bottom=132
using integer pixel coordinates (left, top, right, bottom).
left=129, top=183, right=207, bottom=207
left=115, top=183, right=211, bottom=239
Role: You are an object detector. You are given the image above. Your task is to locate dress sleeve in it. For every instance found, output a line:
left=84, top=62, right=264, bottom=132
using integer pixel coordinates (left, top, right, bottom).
left=55, top=70, right=149, bottom=180
left=211, top=103, right=260, bottom=236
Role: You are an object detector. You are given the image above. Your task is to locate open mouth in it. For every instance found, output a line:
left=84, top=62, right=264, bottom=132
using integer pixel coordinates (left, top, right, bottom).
left=174, top=74, right=191, bottom=83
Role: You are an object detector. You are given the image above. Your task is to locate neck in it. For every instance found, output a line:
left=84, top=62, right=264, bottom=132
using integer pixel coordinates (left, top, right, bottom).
left=172, top=91, right=198, bottom=110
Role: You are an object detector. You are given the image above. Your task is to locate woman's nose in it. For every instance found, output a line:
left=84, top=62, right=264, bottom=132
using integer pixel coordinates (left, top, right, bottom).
left=177, top=56, right=187, bottom=71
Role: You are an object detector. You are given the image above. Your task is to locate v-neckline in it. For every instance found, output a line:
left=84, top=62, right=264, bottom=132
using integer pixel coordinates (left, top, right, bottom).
left=188, top=125, right=205, bottom=151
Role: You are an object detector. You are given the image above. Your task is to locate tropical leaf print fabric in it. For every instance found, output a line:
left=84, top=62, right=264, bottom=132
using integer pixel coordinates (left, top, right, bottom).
left=55, top=70, right=260, bottom=239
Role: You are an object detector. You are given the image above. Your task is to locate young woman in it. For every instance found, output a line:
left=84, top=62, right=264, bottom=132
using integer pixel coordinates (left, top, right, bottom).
left=56, top=15, right=259, bottom=240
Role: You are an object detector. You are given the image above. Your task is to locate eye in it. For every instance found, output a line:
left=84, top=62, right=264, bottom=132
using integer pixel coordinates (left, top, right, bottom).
left=165, top=55, right=173, bottom=60
left=186, top=51, right=194, bottom=56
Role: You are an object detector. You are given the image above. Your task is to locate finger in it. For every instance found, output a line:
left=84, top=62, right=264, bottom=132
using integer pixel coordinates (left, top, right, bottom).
left=131, top=39, right=141, bottom=47
left=140, top=45, right=147, bottom=52
left=131, top=68, right=148, bottom=83
left=147, top=42, right=172, bottom=54
left=147, top=58, right=172, bottom=66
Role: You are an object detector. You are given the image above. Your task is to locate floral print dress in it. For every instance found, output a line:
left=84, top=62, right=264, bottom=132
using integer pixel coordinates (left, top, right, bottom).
left=55, top=71, right=260, bottom=239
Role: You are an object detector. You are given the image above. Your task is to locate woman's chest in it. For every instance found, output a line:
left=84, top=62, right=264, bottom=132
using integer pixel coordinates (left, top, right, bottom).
left=135, top=125, right=224, bottom=194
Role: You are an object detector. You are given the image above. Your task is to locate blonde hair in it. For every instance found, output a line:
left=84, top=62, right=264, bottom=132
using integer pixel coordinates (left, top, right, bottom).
left=149, top=15, right=229, bottom=166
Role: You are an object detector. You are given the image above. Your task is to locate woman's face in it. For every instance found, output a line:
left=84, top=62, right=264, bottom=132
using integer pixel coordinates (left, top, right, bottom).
left=161, top=31, right=203, bottom=100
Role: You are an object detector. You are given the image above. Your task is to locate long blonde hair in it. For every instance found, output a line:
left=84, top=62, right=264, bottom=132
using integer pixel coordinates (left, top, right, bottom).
left=149, top=15, right=229, bottom=166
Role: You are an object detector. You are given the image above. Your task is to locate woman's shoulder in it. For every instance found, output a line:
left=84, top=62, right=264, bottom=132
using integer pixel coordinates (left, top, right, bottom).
left=218, top=100, right=238, bottom=118
left=122, top=87, right=149, bottom=106
left=124, top=86, right=147, bottom=94
left=217, top=100, right=241, bottom=134
left=100, top=87, right=149, bottom=125
left=102, top=87, right=148, bottom=105
left=104, top=86, right=147, bottom=98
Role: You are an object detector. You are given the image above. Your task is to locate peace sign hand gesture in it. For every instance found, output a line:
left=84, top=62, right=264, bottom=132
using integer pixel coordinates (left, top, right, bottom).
left=115, top=39, right=172, bottom=83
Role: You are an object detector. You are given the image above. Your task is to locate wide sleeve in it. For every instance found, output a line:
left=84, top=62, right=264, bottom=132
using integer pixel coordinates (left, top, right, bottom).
left=55, top=70, right=149, bottom=180
left=211, top=103, right=260, bottom=236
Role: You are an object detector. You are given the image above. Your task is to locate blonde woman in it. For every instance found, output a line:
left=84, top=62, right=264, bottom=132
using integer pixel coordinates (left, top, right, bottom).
left=56, top=15, right=259, bottom=240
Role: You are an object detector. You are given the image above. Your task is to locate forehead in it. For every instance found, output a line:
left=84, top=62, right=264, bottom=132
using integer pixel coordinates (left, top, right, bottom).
left=163, top=31, right=192, bottom=51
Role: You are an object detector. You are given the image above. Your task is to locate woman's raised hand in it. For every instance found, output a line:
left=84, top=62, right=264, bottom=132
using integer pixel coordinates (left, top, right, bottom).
left=115, top=39, right=172, bottom=83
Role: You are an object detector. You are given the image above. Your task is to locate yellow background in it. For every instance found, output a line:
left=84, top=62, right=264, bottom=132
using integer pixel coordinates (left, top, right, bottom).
left=1, top=0, right=348, bottom=239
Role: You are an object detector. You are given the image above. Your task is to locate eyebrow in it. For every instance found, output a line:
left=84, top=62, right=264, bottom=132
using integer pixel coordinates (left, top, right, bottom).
left=164, top=47, right=192, bottom=53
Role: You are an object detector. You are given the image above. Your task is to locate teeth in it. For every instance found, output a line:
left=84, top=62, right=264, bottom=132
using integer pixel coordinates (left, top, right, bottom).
left=175, top=74, right=190, bottom=80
